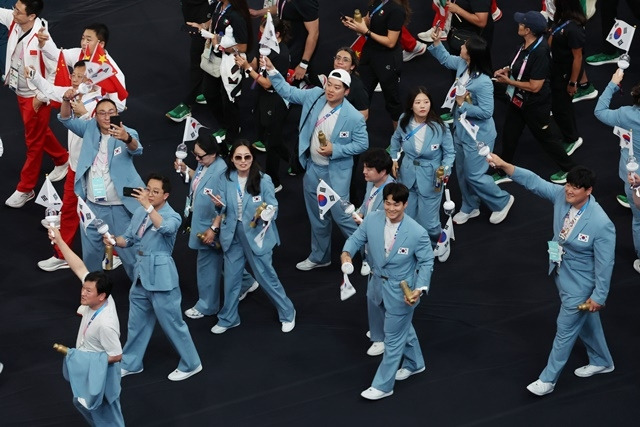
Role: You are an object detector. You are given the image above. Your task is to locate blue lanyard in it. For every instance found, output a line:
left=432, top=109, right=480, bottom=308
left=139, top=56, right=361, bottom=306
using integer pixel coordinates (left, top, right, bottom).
left=404, top=122, right=427, bottom=142
left=551, top=20, right=571, bottom=36
left=371, top=0, right=389, bottom=17
left=82, top=301, right=108, bottom=338
left=214, top=3, right=232, bottom=33
left=315, top=103, right=343, bottom=128
left=510, top=36, right=544, bottom=82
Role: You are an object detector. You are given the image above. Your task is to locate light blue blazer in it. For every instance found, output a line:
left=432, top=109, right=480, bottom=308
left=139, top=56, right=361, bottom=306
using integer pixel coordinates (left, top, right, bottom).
left=122, top=202, right=182, bottom=292
left=594, top=81, right=640, bottom=182
left=63, top=349, right=121, bottom=409
left=59, top=115, right=144, bottom=214
left=343, top=211, right=434, bottom=315
left=188, top=158, right=227, bottom=250
left=358, top=176, right=395, bottom=217
left=269, top=72, right=369, bottom=196
left=216, top=171, right=280, bottom=256
left=428, top=43, right=497, bottom=151
left=511, top=167, right=615, bottom=305
left=390, top=114, right=454, bottom=197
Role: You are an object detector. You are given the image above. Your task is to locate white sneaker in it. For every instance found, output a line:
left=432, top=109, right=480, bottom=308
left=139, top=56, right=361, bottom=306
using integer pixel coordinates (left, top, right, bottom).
left=102, top=255, right=122, bottom=270
left=274, top=184, right=283, bottom=193
left=211, top=323, right=239, bottom=334
left=48, top=162, right=69, bottom=182
left=574, top=364, right=614, bottom=378
left=417, top=27, right=448, bottom=43
left=121, top=367, right=143, bottom=378
left=361, top=387, right=393, bottom=400
left=184, top=307, right=205, bottom=319
left=296, top=258, right=331, bottom=271
left=526, top=379, right=555, bottom=396
left=168, top=364, right=202, bottom=381
left=489, top=195, right=515, bottom=224
left=281, top=310, right=296, bottom=333
left=403, top=41, right=426, bottom=62
left=452, top=209, right=480, bottom=225
left=395, top=366, right=425, bottom=381
left=5, top=190, right=35, bottom=208
left=360, top=261, right=371, bottom=276
left=366, top=342, right=384, bottom=356
left=37, top=256, right=69, bottom=272
left=239, top=281, right=260, bottom=301
left=41, top=216, right=61, bottom=229
left=633, top=259, right=640, bottom=274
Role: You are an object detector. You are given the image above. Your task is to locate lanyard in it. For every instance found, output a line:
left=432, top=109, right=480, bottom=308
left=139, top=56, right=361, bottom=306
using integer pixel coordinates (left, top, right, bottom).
left=371, top=0, right=389, bottom=17
left=236, top=181, right=244, bottom=200
left=315, top=103, right=342, bottom=128
left=385, top=219, right=402, bottom=256
left=214, top=3, right=232, bottom=33
left=191, top=165, right=204, bottom=195
left=551, top=20, right=571, bottom=36
left=82, top=301, right=108, bottom=339
left=510, top=36, right=543, bottom=82
left=404, top=122, right=427, bottom=142
left=364, top=184, right=385, bottom=210
left=558, top=199, right=589, bottom=242
left=278, top=0, right=286, bottom=18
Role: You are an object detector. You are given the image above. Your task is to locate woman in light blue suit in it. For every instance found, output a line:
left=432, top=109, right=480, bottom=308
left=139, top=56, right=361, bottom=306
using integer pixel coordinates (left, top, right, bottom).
left=210, top=141, right=296, bottom=334
left=389, top=87, right=454, bottom=246
left=428, top=31, right=514, bottom=225
left=176, top=136, right=256, bottom=320
left=594, top=69, right=640, bottom=274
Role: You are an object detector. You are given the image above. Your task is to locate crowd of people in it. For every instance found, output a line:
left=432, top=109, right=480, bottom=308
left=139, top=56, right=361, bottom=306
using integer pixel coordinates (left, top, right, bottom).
left=1, top=0, right=639, bottom=422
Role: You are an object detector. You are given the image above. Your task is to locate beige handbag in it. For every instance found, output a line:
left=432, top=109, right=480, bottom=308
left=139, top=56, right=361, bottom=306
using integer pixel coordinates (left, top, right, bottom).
left=201, top=40, right=222, bottom=78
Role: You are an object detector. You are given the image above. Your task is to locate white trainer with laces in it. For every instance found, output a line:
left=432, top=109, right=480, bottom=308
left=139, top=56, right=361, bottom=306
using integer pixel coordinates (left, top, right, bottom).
left=48, top=162, right=69, bottom=182
left=38, top=256, right=69, bottom=272
left=453, top=209, right=480, bottom=225
left=5, top=190, right=35, bottom=208
left=573, top=364, right=614, bottom=378
left=526, top=379, right=555, bottom=396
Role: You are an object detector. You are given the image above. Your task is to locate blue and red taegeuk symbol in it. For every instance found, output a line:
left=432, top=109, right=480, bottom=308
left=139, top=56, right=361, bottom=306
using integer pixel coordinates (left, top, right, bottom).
left=318, top=194, right=327, bottom=206
left=614, top=26, right=623, bottom=40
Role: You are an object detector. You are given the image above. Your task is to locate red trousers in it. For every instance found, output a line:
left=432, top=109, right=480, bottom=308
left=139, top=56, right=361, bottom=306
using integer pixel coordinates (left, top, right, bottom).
left=16, top=96, right=68, bottom=192
left=400, top=26, right=416, bottom=51
left=53, top=168, right=79, bottom=260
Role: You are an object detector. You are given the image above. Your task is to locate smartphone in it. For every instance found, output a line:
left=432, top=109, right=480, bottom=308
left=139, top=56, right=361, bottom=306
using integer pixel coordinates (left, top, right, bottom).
left=122, top=187, right=137, bottom=197
left=110, top=115, right=121, bottom=127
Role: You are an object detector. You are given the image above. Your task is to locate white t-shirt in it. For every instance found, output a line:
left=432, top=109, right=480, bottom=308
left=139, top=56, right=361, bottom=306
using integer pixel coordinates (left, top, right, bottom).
left=75, top=295, right=122, bottom=357
left=310, top=102, right=341, bottom=166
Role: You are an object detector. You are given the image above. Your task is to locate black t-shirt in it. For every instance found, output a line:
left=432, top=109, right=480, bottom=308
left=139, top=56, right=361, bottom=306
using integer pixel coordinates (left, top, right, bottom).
left=277, top=0, right=319, bottom=65
left=364, top=0, right=405, bottom=52
left=451, top=0, right=493, bottom=36
left=510, top=37, right=551, bottom=105
left=181, top=0, right=211, bottom=23
left=211, top=4, right=248, bottom=46
left=347, top=74, right=369, bottom=111
left=550, top=20, right=586, bottom=72
left=270, top=43, right=291, bottom=80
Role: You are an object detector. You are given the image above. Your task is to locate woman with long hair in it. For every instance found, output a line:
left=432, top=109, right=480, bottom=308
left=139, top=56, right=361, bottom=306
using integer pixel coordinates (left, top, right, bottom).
left=175, top=134, right=256, bottom=320
left=428, top=29, right=514, bottom=227
left=549, top=0, right=589, bottom=155
left=210, top=140, right=296, bottom=333
left=595, top=69, right=640, bottom=274
left=342, top=0, right=410, bottom=128
left=389, top=87, right=454, bottom=250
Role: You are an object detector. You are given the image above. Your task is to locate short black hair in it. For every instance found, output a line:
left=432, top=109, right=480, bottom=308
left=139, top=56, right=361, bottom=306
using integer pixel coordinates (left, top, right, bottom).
left=21, top=0, right=43, bottom=16
left=95, top=98, right=117, bottom=111
left=146, top=173, right=171, bottom=194
left=362, top=148, right=392, bottom=175
left=84, top=23, right=110, bottom=46
left=195, top=132, right=226, bottom=157
left=84, top=271, right=113, bottom=298
left=566, top=166, right=596, bottom=189
left=73, top=60, right=86, bottom=69
left=383, top=182, right=409, bottom=203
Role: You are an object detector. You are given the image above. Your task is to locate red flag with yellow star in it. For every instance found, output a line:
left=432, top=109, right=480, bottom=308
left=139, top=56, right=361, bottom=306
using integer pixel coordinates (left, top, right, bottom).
left=89, top=44, right=128, bottom=101
left=350, top=35, right=366, bottom=60
left=53, top=50, right=71, bottom=87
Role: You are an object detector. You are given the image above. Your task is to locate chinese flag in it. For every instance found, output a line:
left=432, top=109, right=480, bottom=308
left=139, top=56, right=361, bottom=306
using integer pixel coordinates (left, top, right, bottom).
left=53, top=50, right=71, bottom=87
left=350, top=35, right=366, bottom=60
left=89, top=44, right=128, bottom=101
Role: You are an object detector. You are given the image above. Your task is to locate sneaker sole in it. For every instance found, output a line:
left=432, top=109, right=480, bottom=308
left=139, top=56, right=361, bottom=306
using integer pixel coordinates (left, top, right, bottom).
left=616, top=196, right=631, bottom=209
left=5, top=192, right=35, bottom=208
left=574, top=366, right=614, bottom=378
left=395, top=366, right=426, bottom=381
left=572, top=90, right=599, bottom=103
left=296, top=261, right=331, bottom=271
left=586, top=59, right=619, bottom=66
left=38, top=262, right=70, bottom=272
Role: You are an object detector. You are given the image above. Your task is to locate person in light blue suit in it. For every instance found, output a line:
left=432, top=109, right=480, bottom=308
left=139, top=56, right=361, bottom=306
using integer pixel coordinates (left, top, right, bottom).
left=342, top=183, right=434, bottom=401
left=210, top=141, right=296, bottom=334
left=428, top=32, right=514, bottom=226
left=594, top=69, right=640, bottom=274
left=264, top=57, right=369, bottom=271
left=59, top=97, right=144, bottom=279
left=389, top=87, right=455, bottom=247
left=176, top=135, right=257, bottom=320
left=490, top=154, right=615, bottom=397
left=111, top=174, right=202, bottom=382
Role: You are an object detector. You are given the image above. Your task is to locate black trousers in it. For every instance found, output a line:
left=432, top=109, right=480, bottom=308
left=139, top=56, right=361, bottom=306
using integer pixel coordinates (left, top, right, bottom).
left=601, top=0, right=640, bottom=54
left=202, top=73, right=241, bottom=144
left=550, top=68, right=580, bottom=143
left=183, top=33, right=206, bottom=106
left=360, top=49, right=402, bottom=121
left=258, top=91, right=289, bottom=187
left=500, top=100, right=576, bottom=173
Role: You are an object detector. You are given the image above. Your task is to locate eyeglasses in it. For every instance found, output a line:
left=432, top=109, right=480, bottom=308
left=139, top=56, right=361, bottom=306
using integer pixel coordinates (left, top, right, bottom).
left=334, top=55, right=352, bottom=63
left=145, top=188, right=163, bottom=196
left=96, top=110, right=117, bottom=117
left=192, top=151, right=209, bottom=160
left=233, top=154, right=253, bottom=161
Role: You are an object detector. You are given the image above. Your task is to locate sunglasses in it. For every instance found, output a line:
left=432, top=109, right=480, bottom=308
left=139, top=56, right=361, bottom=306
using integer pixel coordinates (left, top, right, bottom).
left=192, top=151, right=210, bottom=160
left=233, top=154, right=253, bottom=161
